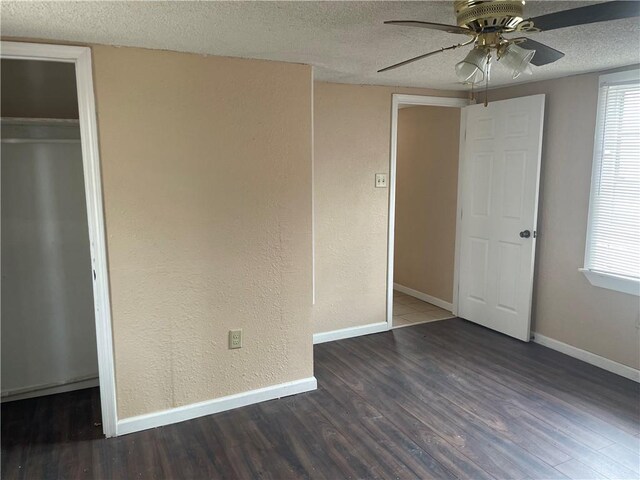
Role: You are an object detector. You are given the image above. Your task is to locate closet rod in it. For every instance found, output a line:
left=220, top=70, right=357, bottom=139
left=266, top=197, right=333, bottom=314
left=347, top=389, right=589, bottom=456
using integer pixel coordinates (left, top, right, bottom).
left=1, top=117, right=80, bottom=126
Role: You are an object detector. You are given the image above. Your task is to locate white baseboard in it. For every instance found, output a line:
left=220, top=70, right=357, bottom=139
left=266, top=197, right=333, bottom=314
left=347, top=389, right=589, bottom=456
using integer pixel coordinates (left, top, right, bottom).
left=393, top=283, right=454, bottom=312
left=313, top=322, right=389, bottom=345
left=533, top=333, right=640, bottom=383
left=1, top=375, right=99, bottom=403
left=116, top=376, right=317, bottom=436
left=392, top=317, right=454, bottom=329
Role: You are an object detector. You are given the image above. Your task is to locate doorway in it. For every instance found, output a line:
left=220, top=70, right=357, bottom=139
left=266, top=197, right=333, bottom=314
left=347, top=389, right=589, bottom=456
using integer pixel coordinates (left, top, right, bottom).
left=1, top=42, right=117, bottom=437
left=387, top=95, right=468, bottom=329
left=387, top=93, right=545, bottom=341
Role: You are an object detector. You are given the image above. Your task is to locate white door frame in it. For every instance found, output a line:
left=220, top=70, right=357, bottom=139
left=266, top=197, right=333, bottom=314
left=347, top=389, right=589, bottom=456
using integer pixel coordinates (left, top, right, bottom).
left=1, top=41, right=118, bottom=437
left=387, top=94, right=469, bottom=327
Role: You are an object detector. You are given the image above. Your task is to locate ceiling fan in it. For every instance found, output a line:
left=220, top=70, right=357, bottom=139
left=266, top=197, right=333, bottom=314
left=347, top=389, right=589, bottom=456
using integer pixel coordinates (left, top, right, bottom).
left=379, top=1, right=640, bottom=86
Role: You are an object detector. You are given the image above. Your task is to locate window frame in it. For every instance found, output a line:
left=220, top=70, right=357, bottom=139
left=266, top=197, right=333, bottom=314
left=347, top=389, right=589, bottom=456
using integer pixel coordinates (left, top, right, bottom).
left=581, top=69, right=640, bottom=297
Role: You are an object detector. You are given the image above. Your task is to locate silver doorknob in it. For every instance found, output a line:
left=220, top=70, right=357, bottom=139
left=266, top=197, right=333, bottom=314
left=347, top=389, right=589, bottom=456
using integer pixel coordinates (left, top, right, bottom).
left=520, top=230, right=531, bottom=238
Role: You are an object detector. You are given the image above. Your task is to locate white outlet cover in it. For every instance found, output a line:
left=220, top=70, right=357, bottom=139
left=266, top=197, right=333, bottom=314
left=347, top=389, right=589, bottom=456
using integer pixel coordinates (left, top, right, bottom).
left=229, top=329, right=243, bottom=349
left=375, top=173, right=387, bottom=188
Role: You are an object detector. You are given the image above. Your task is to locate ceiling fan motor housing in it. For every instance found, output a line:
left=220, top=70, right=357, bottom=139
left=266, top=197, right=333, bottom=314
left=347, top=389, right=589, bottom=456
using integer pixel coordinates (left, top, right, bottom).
left=454, top=0, right=525, bottom=31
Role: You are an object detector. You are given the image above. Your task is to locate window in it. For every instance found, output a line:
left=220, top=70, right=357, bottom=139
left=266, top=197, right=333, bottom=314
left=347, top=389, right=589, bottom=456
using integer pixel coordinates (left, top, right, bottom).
left=582, top=69, right=640, bottom=296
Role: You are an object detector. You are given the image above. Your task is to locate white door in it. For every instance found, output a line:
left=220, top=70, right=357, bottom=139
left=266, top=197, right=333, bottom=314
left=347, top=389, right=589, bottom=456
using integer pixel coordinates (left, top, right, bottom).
left=457, top=94, right=545, bottom=341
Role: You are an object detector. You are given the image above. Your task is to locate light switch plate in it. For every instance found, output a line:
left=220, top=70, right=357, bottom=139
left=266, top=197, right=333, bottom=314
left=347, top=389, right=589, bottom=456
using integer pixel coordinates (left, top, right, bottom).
left=375, top=173, right=387, bottom=188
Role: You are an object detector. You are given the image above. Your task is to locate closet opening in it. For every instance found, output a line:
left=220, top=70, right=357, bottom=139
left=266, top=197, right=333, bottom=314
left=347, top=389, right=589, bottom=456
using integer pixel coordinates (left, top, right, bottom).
left=1, top=58, right=103, bottom=437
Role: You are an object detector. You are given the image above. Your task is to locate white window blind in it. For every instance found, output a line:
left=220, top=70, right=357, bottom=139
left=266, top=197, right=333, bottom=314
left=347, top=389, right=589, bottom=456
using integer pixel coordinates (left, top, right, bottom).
left=585, top=70, right=640, bottom=283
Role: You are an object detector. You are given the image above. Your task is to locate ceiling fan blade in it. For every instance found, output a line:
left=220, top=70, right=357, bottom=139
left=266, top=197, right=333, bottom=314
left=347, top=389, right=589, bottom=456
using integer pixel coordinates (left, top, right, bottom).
left=378, top=44, right=465, bottom=73
left=526, top=1, right=640, bottom=31
left=384, top=20, right=472, bottom=35
left=519, top=38, right=565, bottom=66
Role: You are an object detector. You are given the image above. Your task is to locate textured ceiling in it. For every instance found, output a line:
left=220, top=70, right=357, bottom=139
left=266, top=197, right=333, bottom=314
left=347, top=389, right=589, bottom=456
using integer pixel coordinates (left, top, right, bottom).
left=1, top=1, right=639, bottom=90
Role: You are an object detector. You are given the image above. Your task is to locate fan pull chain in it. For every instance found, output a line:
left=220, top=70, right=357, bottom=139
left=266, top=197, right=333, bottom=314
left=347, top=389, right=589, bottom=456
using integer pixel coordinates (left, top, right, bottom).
left=484, top=53, right=491, bottom=107
left=484, top=78, right=488, bottom=107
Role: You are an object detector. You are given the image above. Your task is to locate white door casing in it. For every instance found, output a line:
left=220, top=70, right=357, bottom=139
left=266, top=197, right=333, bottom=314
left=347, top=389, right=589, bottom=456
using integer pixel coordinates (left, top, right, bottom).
left=457, top=94, right=545, bottom=341
left=387, top=94, right=469, bottom=327
left=1, top=41, right=118, bottom=436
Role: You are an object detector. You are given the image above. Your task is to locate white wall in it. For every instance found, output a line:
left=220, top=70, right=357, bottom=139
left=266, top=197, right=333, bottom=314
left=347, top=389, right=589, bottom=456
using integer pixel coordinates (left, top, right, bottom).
left=1, top=122, right=98, bottom=398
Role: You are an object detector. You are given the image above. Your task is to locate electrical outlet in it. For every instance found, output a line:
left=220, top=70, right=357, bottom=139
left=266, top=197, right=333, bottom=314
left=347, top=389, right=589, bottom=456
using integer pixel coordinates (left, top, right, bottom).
left=229, top=329, right=242, bottom=349
left=375, top=173, right=387, bottom=188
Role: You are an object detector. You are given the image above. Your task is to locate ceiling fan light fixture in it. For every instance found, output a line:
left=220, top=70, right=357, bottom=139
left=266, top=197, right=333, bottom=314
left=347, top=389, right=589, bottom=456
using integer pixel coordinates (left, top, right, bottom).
left=380, top=0, right=640, bottom=88
left=500, top=43, right=535, bottom=79
left=455, top=47, right=489, bottom=83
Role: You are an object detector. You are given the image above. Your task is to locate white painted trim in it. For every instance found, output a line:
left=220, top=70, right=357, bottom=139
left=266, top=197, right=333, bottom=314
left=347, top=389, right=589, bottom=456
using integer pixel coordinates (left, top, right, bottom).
left=1, top=41, right=118, bottom=438
left=387, top=94, right=469, bottom=328
left=392, top=94, right=469, bottom=109
left=311, top=71, right=316, bottom=306
left=2, top=376, right=100, bottom=403
left=75, top=45, right=119, bottom=438
left=392, top=317, right=455, bottom=329
left=533, top=333, right=640, bottom=383
left=583, top=74, right=607, bottom=276
left=452, top=107, right=467, bottom=317
left=579, top=269, right=640, bottom=297
left=0, top=42, right=88, bottom=62
left=313, top=322, right=389, bottom=345
left=117, top=377, right=318, bottom=436
left=387, top=96, right=399, bottom=329
left=583, top=68, right=640, bottom=296
left=393, top=283, right=453, bottom=312
left=599, top=69, right=640, bottom=86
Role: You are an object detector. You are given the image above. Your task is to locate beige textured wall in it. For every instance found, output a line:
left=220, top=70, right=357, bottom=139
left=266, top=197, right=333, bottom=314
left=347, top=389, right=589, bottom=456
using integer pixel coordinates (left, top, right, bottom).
left=313, top=83, right=465, bottom=334
left=394, top=106, right=460, bottom=303
left=92, top=46, right=313, bottom=419
left=481, top=68, right=640, bottom=369
left=1, top=59, right=79, bottom=118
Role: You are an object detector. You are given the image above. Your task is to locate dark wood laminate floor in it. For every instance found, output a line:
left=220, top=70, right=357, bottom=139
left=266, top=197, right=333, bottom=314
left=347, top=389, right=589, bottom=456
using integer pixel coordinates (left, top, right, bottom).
left=2, top=318, right=639, bottom=479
